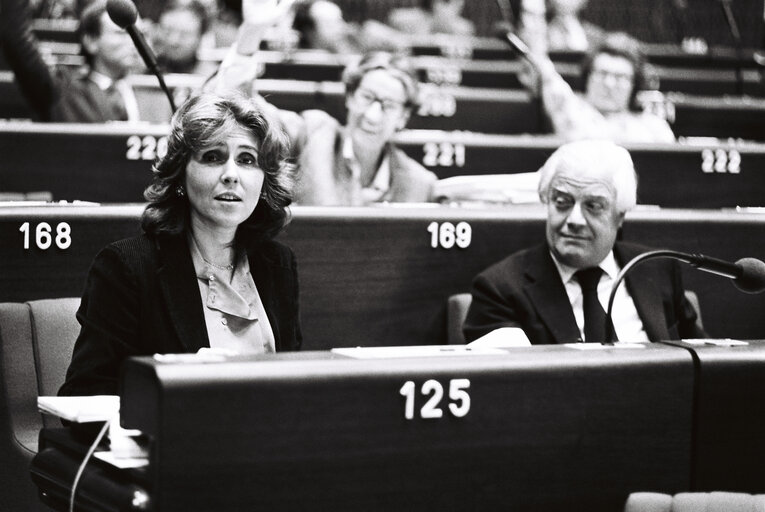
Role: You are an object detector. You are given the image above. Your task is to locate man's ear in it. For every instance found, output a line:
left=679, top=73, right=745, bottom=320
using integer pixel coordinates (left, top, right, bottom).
left=616, top=211, right=626, bottom=228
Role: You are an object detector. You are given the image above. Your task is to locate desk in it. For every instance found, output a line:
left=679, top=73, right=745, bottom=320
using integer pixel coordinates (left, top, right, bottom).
left=33, top=344, right=696, bottom=511
left=31, top=341, right=765, bottom=510
left=2, top=122, right=764, bottom=208
left=664, top=340, right=765, bottom=492
left=2, top=205, right=765, bottom=346
left=2, top=73, right=764, bottom=139
left=395, top=131, right=765, bottom=208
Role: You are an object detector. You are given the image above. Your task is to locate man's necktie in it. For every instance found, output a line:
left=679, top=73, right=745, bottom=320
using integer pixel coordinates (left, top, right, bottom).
left=575, top=267, right=616, bottom=343
left=104, top=83, right=128, bottom=121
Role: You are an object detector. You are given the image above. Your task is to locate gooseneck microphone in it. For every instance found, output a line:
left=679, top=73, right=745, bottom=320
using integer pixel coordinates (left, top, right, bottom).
left=604, top=250, right=765, bottom=343
left=106, top=0, right=176, bottom=113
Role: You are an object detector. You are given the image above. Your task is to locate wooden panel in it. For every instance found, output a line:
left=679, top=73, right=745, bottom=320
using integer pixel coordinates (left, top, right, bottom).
left=118, top=345, right=695, bottom=511
left=2, top=206, right=765, bottom=348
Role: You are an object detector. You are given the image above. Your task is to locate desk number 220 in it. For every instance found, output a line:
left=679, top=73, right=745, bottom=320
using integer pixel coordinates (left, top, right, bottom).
left=399, top=378, right=471, bottom=420
left=19, top=222, right=72, bottom=250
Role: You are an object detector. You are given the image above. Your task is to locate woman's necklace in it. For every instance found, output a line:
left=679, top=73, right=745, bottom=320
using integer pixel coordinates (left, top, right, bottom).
left=200, top=255, right=234, bottom=272
left=191, top=233, right=235, bottom=271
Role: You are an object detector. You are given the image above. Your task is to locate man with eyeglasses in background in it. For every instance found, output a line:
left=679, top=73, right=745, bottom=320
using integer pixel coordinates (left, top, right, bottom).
left=520, top=31, right=675, bottom=143
left=212, top=0, right=436, bottom=206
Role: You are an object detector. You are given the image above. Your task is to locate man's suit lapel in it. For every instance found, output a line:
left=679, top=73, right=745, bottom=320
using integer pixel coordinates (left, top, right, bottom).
left=156, top=235, right=209, bottom=352
left=616, top=243, right=670, bottom=341
left=523, top=246, right=582, bottom=344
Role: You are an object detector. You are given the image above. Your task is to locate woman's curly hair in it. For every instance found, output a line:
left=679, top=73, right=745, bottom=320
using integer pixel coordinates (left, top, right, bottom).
left=141, top=91, right=295, bottom=242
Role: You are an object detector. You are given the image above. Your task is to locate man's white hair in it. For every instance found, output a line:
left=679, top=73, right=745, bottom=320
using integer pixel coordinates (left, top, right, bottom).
left=537, top=140, right=638, bottom=213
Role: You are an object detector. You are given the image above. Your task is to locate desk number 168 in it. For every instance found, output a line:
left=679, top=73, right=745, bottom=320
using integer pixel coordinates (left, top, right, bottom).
left=19, top=222, right=72, bottom=250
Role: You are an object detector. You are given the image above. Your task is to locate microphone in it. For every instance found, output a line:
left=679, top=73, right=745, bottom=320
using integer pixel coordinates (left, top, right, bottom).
left=106, top=0, right=176, bottom=113
left=494, top=28, right=534, bottom=65
left=604, top=250, right=765, bottom=343
left=718, top=0, right=745, bottom=95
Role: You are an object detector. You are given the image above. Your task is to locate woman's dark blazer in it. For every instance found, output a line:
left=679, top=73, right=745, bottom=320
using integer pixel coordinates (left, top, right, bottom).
left=59, top=232, right=302, bottom=397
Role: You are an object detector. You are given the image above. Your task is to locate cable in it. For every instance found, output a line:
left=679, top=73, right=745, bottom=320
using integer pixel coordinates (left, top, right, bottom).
left=69, top=418, right=112, bottom=512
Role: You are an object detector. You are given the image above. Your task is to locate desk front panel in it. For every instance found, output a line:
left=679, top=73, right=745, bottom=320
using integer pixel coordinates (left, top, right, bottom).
left=3, top=123, right=765, bottom=208
left=120, top=345, right=694, bottom=511
left=394, top=133, right=765, bottom=208
left=669, top=340, right=765, bottom=492
left=2, top=206, right=765, bottom=347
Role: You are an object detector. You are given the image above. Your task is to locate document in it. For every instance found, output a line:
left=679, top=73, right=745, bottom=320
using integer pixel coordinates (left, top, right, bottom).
left=37, top=395, right=119, bottom=423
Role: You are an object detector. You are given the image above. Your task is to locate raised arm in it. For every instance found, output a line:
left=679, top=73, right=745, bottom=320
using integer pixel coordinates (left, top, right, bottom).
left=211, top=0, right=297, bottom=95
left=0, top=0, right=60, bottom=120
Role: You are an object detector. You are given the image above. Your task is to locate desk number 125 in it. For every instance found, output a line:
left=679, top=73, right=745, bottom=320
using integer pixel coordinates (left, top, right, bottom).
left=19, top=222, right=72, bottom=250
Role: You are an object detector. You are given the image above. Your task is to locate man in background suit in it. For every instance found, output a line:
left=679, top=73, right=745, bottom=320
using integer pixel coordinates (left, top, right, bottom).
left=0, top=0, right=141, bottom=122
left=463, top=139, right=705, bottom=344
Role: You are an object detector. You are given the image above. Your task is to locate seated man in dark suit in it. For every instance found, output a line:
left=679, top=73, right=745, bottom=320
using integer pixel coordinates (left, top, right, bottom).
left=463, top=139, right=705, bottom=344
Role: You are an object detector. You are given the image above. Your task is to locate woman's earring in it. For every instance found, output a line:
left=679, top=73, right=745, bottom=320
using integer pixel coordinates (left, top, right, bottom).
left=176, top=185, right=185, bottom=197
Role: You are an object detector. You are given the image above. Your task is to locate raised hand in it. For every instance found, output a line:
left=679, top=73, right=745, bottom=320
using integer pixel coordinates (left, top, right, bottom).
left=241, top=0, right=297, bottom=28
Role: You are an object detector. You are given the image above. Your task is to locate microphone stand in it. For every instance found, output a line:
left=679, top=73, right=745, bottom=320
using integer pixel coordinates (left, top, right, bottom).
left=720, top=0, right=745, bottom=96
left=603, top=250, right=742, bottom=343
left=604, top=251, right=681, bottom=344
left=606, top=249, right=765, bottom=342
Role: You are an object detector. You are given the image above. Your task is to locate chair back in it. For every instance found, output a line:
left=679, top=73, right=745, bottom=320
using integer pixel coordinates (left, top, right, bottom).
left=0, top=298, right=80, bottom=511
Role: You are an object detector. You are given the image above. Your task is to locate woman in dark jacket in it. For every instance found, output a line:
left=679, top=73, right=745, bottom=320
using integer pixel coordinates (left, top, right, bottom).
left=60, top=91, right=302, bottom=396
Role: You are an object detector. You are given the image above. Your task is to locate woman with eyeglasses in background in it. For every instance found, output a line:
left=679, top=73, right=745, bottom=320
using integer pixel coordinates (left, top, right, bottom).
left=212, top=0, right=437, bottom=206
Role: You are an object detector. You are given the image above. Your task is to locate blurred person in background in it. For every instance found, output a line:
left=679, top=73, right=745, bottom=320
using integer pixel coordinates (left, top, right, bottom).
left=291, top=0, right=405, bottom=54
left=28, top=0, right=77, bottom=18
left=213, top=0, right=436, bottom=206
left=521, top=31, right=675, bottom=143
left=519, top=0, right=603, bottom=53
left=153, top=0, right=219, bottom=75
left=386, top=0, right=474, bottom=37
left=0, top=0, right=143, bottom=122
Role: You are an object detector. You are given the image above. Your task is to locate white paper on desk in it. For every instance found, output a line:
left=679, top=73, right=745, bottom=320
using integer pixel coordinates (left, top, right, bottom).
left=37, top=395, right=119, bottom=423
left=468, top=328, right=531, bottom=348
left=683, top=339, right=749, bottom=347
left=564, top=342, right=648, bottom=350
left=94, top=451, right=149, bottom=469
left=331, top=345, right=506, bottom=359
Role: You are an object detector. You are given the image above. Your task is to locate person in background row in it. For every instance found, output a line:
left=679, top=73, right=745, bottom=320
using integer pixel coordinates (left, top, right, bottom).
left=214, top=0, right=437, bottom=206
left=291, top=0, right=405, bottom=54
left=519, top=0, right=603, bottom=53
left=153, top=0, right=219, bottom=75
left=521, top=31, right=675, bottom=143
left=0, top=0, right=143, bottom=122
left=28, top=0, right=76, bottom=18
left=463, top=140, right=704, bottom=344
left=386, top=0, right=475, bottom=37
left=60, top=92, right=302, bottom=396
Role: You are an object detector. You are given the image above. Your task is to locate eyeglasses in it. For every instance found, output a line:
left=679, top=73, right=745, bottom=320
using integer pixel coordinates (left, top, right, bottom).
left=590, top=68, right=634, bottom=87
left=353, top=89, right=406, bottom=114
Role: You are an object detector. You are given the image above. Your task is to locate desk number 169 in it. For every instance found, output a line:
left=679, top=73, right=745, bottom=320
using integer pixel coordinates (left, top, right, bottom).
left=19, top=222, right=72, bottom=250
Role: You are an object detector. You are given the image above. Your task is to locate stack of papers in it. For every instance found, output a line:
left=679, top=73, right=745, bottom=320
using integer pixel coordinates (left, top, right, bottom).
left=37, top=395, right=119, bottom=423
